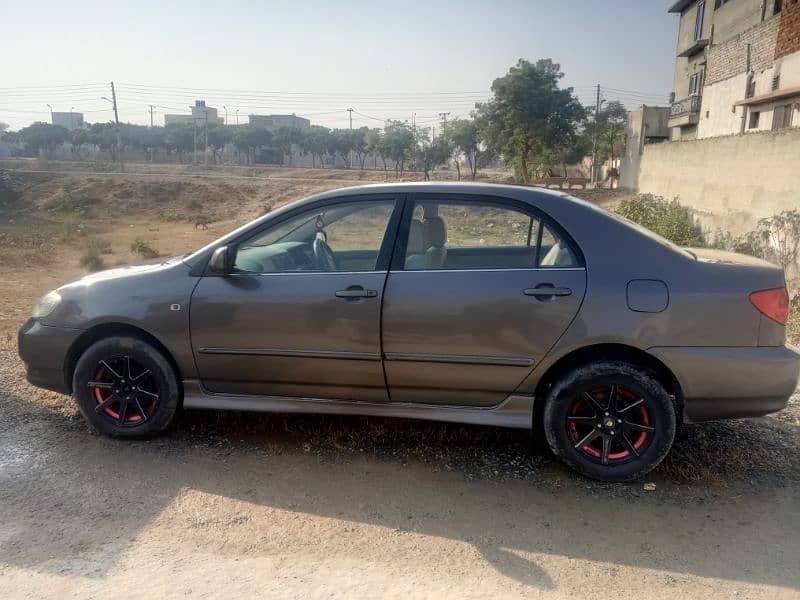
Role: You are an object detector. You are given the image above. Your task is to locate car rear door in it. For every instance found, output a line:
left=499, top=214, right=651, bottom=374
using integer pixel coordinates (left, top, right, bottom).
left=381, top=193, right=586, bottom=406
left=189, top=196, right=401, bottom=402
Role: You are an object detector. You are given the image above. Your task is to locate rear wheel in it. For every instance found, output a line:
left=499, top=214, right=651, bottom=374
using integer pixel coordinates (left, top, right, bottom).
left=72, top=336, right=180, bottom=438
left=543, top=361, right=676, bottom=482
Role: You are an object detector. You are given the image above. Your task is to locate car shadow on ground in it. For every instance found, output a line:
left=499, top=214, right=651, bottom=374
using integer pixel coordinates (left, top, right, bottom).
left=1, top=378, right=798, bottom=592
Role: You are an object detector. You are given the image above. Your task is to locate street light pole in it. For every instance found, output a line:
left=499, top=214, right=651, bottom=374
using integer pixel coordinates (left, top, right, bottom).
left=47, top=104, right=53, bottom=124
left=223, top=105, right=228, bottom=126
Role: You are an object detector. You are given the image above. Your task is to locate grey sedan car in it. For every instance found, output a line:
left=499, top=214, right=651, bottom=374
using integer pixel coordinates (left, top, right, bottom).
left=18, top=183, right=800, bottom=481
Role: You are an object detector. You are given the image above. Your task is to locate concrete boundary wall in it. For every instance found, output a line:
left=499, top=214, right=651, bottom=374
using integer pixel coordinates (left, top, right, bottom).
left=637, top=127, right=800, bottom=232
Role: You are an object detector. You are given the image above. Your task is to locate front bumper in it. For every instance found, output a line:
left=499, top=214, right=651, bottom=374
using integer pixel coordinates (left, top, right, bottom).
left=18, top=318, right=83, bottom=394
left=649, top=344, right=800, bottom=422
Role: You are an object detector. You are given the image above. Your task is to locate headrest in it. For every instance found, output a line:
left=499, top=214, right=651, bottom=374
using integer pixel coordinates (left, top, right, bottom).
left=407, top=219, right=425, bottom=254
left=424, top=216, right=447, bottom=248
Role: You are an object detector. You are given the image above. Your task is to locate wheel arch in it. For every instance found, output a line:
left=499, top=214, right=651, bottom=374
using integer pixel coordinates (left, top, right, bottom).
left=532, top=343, right=684, bottom=428
left=64, top=322, right=183, bottom=395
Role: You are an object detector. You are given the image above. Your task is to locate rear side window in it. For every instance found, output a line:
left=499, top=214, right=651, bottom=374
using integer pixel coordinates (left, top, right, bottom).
left=401, top=198, right=579, bottom=270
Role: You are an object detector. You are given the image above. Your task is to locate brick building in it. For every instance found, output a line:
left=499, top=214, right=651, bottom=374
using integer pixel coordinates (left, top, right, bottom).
left=667, top=0, right=800, bottom=139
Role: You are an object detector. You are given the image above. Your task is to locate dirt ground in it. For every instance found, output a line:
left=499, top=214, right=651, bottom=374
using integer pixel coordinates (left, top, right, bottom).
left=1, top=163, right=798, bottom=599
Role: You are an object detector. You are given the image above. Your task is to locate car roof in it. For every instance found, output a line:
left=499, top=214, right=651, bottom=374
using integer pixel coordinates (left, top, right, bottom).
left=303, top=181, right=571, bottom=203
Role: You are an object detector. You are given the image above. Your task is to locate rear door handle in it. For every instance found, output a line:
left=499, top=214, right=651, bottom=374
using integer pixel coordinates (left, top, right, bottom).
left=524, top=286, right=572, bottom=297
left=335, top=287, right=378, bottom=299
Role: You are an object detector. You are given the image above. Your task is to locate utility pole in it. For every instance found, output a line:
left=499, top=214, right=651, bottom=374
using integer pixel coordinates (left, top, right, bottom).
left=193, top=120, right=198, bottom=165
left=591, top=83, right=600, bottom=185
left=223, top=105, right=228, bottom=126
left=235, top=109, right=239, bottom=126
left=110, top=81, right=123, bottom=171
left=347, top=108, right=354, bottom=168
left=204, top=107, right=209, bottom=167
left=439, top=112, right=450, bottom=138
left=47, top=103, right=53, bottom=124
left=149, top=105, right=155, bottom=127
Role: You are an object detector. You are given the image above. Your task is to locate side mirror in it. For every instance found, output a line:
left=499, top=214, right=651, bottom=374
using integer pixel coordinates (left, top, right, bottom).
left=208, top=246, right=232, bottom=274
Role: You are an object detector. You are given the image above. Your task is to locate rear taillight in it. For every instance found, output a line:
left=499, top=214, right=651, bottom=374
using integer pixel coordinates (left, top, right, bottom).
left=749, top=287, right=790, bottom=325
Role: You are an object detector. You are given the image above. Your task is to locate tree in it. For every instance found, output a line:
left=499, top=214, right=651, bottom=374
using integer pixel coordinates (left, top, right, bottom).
left=586, top=99, right=627, bottom=172
left=476, top=59, right=585, bottom=184
left=446, top=118, right=481, bottom=180
left=273, top=127, right=303, bottom=166
left=299, top=125, right=330, bottom=168
left=327, top=129, right=354, bottom=168
left=365, top=128, right=388, bottom=172
left=382, top=120, right=415, bottom=176
left=23, top=123, right=69, bottom=155
left=207, top=125, right=233, bottom=164
left=165, top=124, right=195, bottom=162
left=233, top=126, right=273, bottom=165
left=16, top=122, right=70, bottom=158
left=351, top=127, right=369, bottom=169
left=411, top=129, right=451, bottom=181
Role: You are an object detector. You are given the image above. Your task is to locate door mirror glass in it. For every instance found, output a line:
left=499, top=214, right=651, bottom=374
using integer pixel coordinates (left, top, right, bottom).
left=208, top=246, right=231, bottom=274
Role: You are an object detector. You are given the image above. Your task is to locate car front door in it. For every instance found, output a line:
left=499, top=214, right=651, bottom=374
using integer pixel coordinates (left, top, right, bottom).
left=190, top=196, right=401, bottom=402
left=381, top=194, right=587, bottom=406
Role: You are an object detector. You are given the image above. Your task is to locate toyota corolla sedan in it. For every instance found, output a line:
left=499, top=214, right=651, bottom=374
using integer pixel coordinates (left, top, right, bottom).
left=18, top=182, right=800, bottom=481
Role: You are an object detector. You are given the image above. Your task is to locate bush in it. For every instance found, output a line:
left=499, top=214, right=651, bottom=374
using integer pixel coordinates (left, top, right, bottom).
left=0, top=169, right=21, bottom=209
left=615, top=194, right=705, bottom=247
left=130, top=238, right=160, bottom=259
left=86, top=236, right=112, bottom=255
left=80, top=249, right=105, bottom=272
left=46, top=193, right=99, bottom=217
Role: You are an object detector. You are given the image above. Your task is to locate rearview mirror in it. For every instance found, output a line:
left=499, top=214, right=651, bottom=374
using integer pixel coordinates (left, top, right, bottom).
left=208, top=246, right=232, bottom=274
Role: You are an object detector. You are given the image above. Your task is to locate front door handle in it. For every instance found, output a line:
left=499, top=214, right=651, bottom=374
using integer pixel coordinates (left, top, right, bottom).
left=335, top=287, right=378, bottom=299
left=524, top=285, right=572, bottom=298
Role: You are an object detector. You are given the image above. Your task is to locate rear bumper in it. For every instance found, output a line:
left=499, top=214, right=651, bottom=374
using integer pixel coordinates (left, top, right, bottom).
left=649, top=345, right=800, bottom=422
left=18, top=318, right=82, bottom=394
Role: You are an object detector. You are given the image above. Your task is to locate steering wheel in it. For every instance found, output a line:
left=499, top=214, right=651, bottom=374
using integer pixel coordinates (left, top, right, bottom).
left=312, top=235, right=338, bottom=271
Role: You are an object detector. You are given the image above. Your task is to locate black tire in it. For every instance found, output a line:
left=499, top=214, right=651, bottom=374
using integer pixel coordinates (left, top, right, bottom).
left=72, top=336, right=180, bottom=438
left=543, top=361, right=676, bottom=482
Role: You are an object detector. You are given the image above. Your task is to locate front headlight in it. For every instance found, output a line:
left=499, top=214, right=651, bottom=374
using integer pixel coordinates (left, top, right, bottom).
left=32, top=290, right=62, bottom=319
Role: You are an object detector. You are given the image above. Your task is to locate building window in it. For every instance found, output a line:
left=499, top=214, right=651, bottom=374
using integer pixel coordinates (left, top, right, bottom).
left=772, top=104, right=794, bottom=129
left=749, top=111, right=761, bottom=129
left=714, top=0, right=730, bottom=8
left=689, top=72, right=701, bottom=95
left=774, top=0, right=783, bottom=14
left=746, top=76, right=756, bottom=98
left=695, top=1, right=706, bottom=40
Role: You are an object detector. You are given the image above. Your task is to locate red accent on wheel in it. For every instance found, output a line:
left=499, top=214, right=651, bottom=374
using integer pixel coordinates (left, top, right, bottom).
left=567, top=384, right=653, bottom=463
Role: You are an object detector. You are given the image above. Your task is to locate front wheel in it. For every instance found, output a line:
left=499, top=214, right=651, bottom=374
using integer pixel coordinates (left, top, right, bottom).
left=543, top=361, right=676, bottom=482
left=72, top=336, right=180, bottom=438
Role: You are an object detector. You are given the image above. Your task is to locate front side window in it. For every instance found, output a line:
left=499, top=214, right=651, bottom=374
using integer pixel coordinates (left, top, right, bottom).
left=234, top=199, right=396, bottom=273
left=402, top=199, right=579, bottom=270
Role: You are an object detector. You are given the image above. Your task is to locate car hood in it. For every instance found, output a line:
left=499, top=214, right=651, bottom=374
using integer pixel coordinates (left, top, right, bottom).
left=59, top=257, right=188, bottom=290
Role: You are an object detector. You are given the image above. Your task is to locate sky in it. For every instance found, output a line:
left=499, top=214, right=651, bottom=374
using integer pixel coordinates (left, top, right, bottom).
left=0, top=0, right=679, bottom=131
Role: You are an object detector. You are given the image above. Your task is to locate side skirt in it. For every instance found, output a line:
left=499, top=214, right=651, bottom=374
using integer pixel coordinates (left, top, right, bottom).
left=181, top=379, right=534, bottom=429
